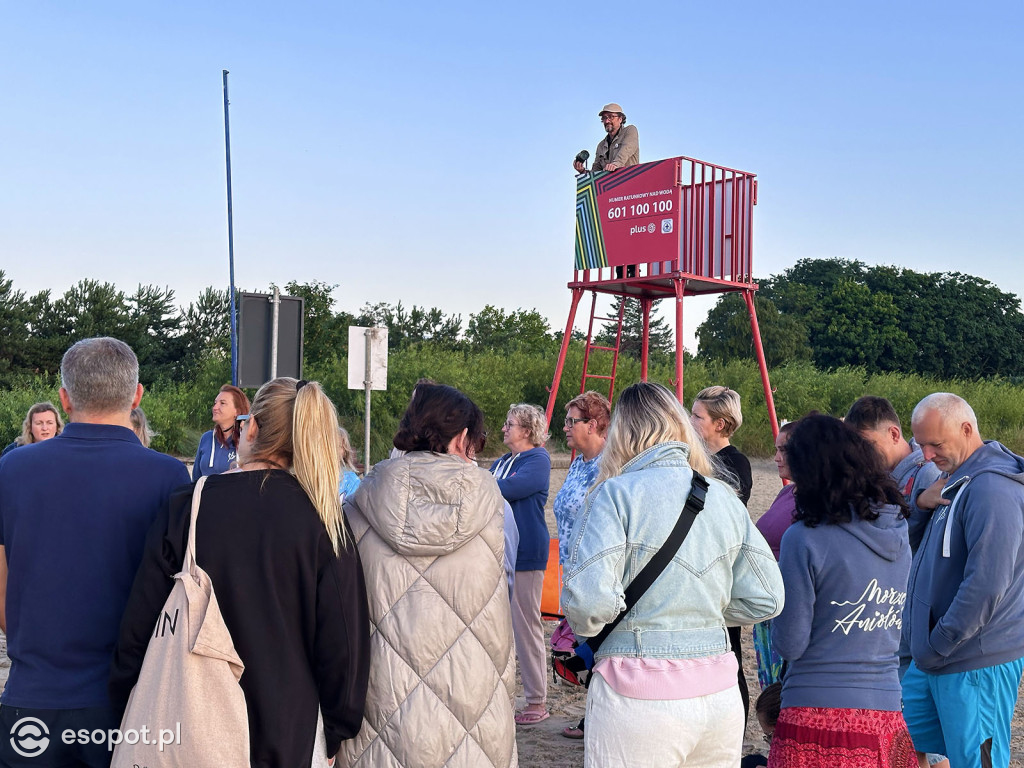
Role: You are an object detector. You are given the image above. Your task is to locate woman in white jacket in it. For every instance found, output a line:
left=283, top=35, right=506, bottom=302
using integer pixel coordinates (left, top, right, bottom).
left=337, top=383, right=517, bottom=768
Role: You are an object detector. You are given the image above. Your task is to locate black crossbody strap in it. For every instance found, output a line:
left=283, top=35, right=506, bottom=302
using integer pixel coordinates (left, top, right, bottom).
left=584, top=471, right=709, bottom=654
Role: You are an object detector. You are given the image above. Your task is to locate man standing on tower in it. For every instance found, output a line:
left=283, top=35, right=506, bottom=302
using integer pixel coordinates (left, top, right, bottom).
left=574, top=103, right=639, bottom=173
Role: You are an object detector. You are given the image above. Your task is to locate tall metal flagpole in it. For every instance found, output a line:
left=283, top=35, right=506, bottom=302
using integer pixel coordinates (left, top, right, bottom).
left=223, top=69, right=239, bottom=386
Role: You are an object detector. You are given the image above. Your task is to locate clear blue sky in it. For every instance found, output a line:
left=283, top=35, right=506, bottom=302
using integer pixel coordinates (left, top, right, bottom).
left=2, top=1, right=1021, bottom=352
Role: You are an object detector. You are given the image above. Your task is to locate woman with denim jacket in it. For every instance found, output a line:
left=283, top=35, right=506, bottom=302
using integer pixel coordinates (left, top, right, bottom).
left=562, top=382, right=785, bottom=767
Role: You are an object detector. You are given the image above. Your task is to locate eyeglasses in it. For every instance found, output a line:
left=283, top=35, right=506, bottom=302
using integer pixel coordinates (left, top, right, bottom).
left=600, top=114, right=621, bottom=121
left=762, top=733, right=773, bottom=745
left=503, top=421, right=521, bottom=429
left=564, top=417, right=590, bottom=428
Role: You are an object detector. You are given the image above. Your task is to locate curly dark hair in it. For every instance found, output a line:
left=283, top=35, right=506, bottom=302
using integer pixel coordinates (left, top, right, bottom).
left=788, top=413, right=908, bottom=526
left=392, top=383, right=486, bottom=455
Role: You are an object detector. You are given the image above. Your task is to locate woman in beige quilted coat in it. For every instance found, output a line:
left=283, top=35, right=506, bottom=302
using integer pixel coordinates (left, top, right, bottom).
left=337, top=383, right=518, bottom=768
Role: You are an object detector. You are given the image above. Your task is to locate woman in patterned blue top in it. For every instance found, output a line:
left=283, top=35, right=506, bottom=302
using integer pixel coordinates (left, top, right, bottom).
left=552, top=390, right=610, bottom=740
left=554, top=391, right=611, bottom=566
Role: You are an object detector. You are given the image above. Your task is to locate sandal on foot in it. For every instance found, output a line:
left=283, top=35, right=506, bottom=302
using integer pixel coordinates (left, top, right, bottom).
left=561, top=718, right=585, bottom=739
left=515, top=709, right=550, bottom=725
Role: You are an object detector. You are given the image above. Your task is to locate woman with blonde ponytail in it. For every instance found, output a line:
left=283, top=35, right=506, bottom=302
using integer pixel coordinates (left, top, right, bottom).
left=112, top=378, right=370, bottom=767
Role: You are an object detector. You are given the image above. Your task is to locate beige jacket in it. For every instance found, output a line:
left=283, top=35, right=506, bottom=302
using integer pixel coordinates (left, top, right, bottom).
left=593, top=123, right=640, bottom=171
left=337, top=452, right=518, bottom=768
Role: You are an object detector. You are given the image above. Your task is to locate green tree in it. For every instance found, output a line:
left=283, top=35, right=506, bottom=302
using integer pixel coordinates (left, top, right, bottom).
left=181, top=287, right=230, bottom=374
left=23, top=290, right=65, bottom=376
left=126, top=284, right=184, bottom=384
left=0, top=271, right=31, bottom=384
left=864, top=267, right=1024, bottom=378
left=813, top=280, right=914, bottom=372
left=358, top=302, right=462, bottom=350
left=697, top=293, right=812, bottom=368
left=283, top=280, right=347, bottom=368
left=51, top=280, right=132, bottom=340
left=698, top=258, right=1024, bottom=379
left=465, top=305, right=552, bottom=354
left=595, top=296, right=673, bottom=361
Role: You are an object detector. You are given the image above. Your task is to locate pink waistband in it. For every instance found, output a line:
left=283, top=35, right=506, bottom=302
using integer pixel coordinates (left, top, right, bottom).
left=593, top=652, right=738, bottom=700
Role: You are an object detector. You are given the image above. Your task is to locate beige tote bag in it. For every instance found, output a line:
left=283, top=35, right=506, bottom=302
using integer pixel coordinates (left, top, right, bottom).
left=111, top=475, right=250, bottom=768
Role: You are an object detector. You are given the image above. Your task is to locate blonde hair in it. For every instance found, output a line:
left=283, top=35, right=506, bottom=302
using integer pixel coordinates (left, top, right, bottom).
left=693, top=385, right=743, bottom=438
left=18, top=402, right=64, bottom=445
left=507, top=403, right=549, bottom=446
left=130, top=407, right=156, bottom=448
left=598, top=382, right=715, bottom=484
left=337, top=427, right=358, bottom=473
left=248, top=378, right=346, bottom=554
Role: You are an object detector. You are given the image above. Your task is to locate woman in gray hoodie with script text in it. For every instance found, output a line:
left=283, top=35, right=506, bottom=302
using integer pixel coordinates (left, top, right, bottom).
left=770, top=414, right=915, bottom=768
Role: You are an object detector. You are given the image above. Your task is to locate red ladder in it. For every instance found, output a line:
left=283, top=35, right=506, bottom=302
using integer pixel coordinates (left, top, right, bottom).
left=580, top=292, right=626, bottom=402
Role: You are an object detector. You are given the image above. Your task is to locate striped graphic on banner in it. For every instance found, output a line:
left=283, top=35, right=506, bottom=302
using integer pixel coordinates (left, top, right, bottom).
left=575, top=174, right=607, bottom=269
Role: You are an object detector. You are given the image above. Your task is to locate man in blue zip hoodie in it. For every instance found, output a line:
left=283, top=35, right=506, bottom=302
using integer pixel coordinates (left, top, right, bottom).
left=903, top=393, right=1024, bottom=768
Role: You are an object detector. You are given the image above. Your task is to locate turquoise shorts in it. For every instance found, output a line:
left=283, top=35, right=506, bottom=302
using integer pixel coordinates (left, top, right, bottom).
left=902, top=657, right=1024, bottom=768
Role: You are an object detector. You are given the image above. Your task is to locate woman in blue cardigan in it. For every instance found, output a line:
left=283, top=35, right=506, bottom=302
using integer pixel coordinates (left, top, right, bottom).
left=491, top=403, right=551, bottom=725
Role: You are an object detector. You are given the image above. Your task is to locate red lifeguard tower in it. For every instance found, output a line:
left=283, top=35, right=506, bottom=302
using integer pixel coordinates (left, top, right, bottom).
left=544, top=155, right=779, bottom=434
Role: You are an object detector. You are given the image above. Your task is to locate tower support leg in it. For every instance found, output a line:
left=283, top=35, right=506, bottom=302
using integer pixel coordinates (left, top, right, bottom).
left=546, top=288, right=585, bottom=427
left=743, top=289, right=780, bottom=437
left=640, top=298, right=652, bottom=381
left=673, top=280, right=685, bottom=403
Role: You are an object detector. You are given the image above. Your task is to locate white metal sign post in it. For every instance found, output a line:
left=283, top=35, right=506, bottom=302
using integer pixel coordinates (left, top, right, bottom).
left=347, top=327, right=388, bottom=472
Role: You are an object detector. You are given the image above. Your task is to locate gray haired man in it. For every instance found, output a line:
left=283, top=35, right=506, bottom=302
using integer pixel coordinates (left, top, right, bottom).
left=902, top=393, right=1024, bottom=768
left=0, top=337, right=190, bottom=768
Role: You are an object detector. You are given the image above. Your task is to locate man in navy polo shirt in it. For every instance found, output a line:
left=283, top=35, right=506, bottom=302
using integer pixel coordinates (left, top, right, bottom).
left=0, top=337, right=190, bottom=767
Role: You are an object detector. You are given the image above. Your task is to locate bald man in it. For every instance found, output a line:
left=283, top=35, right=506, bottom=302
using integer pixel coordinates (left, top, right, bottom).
left=902, top=393, right=1024, bottom=768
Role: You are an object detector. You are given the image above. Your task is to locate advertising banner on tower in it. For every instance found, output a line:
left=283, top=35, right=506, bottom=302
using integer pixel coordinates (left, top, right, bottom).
left=574, top=159, right=681, bottom=270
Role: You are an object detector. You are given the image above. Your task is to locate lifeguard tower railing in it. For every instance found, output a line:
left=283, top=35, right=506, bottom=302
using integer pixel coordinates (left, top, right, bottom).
left=575, top=155, right=756, bottom=288
left=546, top=155, right=778, bottom=434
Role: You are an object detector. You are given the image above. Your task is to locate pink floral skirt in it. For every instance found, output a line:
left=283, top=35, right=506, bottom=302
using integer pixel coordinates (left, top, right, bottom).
left=768, top=706, right=916, bottom=768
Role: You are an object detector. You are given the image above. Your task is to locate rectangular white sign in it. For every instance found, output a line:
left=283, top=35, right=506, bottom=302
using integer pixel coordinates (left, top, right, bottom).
left=347, top=326, right=388, bottom=390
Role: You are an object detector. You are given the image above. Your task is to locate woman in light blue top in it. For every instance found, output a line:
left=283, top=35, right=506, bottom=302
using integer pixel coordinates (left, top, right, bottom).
left=337, top=426, right=361, bottom=500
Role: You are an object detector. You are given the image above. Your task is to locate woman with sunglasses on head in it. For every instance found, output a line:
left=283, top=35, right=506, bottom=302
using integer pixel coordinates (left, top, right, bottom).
left=562, top=382, right=784, bottom=767
left=492, top=403, right=552, bottom=726
left=192, top=384, right=250, bottom=479
left=113, top=378, right=370, bottom=767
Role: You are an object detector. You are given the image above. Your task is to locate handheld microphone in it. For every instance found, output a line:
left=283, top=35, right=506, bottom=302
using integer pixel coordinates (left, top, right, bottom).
left=574, top=150, right=590, bottom=166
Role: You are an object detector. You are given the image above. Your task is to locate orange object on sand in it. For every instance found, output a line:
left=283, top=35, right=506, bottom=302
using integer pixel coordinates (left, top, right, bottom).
left=540, top=538, right=563, bottom=619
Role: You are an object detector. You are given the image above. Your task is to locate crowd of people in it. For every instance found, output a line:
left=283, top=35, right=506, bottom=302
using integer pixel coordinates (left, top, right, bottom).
left=0, top=334, right=1022, bottom=768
